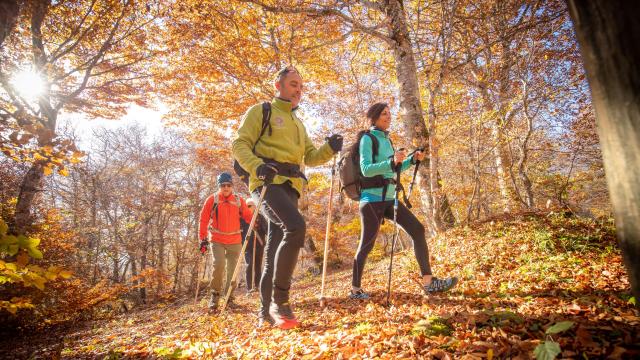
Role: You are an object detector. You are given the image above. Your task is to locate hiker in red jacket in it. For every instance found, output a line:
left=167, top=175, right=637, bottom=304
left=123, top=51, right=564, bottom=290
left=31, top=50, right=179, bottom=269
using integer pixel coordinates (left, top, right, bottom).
left=199, top=172, right=253, bottom=311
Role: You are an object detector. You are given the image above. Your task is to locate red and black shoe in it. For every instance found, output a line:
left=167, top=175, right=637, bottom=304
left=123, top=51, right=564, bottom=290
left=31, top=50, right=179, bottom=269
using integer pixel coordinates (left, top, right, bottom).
left=268, top=302, right=299, bottom=330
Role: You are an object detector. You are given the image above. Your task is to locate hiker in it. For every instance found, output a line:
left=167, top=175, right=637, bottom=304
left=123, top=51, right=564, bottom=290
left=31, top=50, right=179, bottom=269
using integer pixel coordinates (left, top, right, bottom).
left=241, top=198, right=267, bottom=292
left=232, top=65, right=343, bottom=329
left=349, top=102, right=458, bottom=300
left=198, top=172, right=254, bottom=311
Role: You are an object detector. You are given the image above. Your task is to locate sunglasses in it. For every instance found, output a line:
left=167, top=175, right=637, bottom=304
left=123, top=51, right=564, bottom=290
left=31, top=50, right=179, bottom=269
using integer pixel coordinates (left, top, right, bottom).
left=277, top=65, right=299, bottom=78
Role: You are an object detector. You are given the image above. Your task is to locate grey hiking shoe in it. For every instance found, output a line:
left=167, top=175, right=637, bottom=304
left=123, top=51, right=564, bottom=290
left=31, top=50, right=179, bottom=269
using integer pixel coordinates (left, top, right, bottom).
left=423, top=277, right=458, bottom=294
left=349, top=289, right=371, bottom=300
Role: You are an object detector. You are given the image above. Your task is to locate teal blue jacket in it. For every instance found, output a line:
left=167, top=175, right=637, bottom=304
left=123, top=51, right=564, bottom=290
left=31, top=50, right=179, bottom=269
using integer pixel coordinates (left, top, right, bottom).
left=359, top=128, right=414, bottom=202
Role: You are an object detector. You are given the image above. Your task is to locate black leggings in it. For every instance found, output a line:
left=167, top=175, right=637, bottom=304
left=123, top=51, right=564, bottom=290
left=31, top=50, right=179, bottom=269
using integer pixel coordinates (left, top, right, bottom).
left=352, top=200, right=432, bottom=288
left=254, top=182, right=304, bottom=310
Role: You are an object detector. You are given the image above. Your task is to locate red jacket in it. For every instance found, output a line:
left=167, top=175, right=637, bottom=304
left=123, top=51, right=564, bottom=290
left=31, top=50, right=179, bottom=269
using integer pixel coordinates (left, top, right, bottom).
left=199, top=192, right=253, bottom=244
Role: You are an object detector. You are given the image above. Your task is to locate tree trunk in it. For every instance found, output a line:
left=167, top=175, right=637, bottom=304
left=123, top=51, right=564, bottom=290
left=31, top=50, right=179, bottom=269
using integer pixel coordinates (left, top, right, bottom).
left=384, top=0, right=439, bottom=235
left=567, top=0, right=640, bottom=300
left=0, top=0, right=19, bottom=47
left=12, top=0, right=55, bottom=235
left=13, top=163, right=45, bottom=234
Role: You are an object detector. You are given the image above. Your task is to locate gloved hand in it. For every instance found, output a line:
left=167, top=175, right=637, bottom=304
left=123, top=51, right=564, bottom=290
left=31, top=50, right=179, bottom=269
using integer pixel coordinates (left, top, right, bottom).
left=326, top=134, right=343, bottom=153
left=199, top=240, right=209, bottom=254
left=256, top=163, right=278, bottom=184
left=411, top=148, right=426, bottom=164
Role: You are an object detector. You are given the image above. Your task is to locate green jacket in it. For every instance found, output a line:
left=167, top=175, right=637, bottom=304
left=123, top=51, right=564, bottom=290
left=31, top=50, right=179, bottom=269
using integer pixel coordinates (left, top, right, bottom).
left=359, top=128, right=414, bottom=202
left=232, top=98, right=335, bottom=194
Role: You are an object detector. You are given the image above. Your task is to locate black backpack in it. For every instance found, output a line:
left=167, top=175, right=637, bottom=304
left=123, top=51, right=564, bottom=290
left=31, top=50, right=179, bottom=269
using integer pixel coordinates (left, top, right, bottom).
left=233, top=102, right=272, bottom=185
left=338, top=130, right=392, bottom=201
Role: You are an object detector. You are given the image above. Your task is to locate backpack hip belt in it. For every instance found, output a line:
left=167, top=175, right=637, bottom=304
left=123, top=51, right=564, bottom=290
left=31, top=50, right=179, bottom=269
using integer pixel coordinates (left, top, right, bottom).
left=360, top=177, right=396, bottom=189
left=208, top=227, right=242, bottom=236
left=259, top=156, right=307, bottom=181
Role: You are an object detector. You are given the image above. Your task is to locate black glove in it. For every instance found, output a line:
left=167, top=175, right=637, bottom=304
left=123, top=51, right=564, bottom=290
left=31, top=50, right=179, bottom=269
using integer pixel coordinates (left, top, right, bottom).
left=199, top=240, right=209, bottom=254
left=411, top=147, right=426, bottom=165
left=256, top=163, right=278, bottom=184
left=326, top=134, right=343, bottom=153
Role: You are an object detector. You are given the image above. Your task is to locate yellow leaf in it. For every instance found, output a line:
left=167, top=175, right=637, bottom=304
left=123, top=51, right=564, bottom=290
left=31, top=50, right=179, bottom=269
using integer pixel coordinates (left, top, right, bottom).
left=59, top=270, right=73, bottom=279
left=58, top=168, right=69, bottom=177
left=487, top=348, right=494, bottom=360
left=43, top=166, right=53, bottom=176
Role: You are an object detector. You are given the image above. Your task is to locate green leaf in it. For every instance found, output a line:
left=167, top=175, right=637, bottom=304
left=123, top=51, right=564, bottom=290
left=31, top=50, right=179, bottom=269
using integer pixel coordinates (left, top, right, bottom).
left=26, top=247, right=43, bottom=259
left=628, top=297, right=636, bottom=306
left=546, top=321, right=574, bottom=334
left=27, top=237, right=40, bottom=247
left=16, top=234, right=29, bottom=248
left=7, top=244, right=19, bottom=256
left=534, top=341, right=561, bottom=360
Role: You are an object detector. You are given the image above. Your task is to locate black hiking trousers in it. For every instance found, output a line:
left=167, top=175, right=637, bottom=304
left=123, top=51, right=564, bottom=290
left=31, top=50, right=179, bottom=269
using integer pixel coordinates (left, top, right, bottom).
left=352, top=200, right=433, bottom=288
left=253, top=182, right=305, bottom=313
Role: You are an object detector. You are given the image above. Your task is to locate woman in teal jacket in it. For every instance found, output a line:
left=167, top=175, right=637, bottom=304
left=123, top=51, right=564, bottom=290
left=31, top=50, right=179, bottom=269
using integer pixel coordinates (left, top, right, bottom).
left=350, top=102, right=458, bottom=299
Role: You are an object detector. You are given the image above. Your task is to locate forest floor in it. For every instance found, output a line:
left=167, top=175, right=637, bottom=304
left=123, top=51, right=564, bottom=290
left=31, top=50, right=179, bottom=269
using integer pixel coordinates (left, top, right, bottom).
left=4, top=212, right=640, bottom=359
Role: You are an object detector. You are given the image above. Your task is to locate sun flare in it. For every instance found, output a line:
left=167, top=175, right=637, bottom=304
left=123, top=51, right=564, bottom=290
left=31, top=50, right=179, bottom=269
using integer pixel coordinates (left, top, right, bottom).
left=11, top=69, right=47, bottom=101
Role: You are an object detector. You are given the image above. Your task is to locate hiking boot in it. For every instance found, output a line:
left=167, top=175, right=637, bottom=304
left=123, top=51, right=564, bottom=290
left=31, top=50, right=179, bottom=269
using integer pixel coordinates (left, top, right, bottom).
left=208, top=291, right=219, bottom=311
left=269, top=302, right=299, bottom=330
left=257, top=311, right=275, bottom=327
left=423, top=277, right=458, bottom=294
left=349, top=289, right=370, bottom=300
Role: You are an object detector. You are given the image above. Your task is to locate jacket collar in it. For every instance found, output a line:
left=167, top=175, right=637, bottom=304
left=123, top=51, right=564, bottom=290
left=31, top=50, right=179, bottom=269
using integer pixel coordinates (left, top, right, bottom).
left=370, top=126, right=389, bottom=137
left=273, top=97, right=297, bottom=112
left=216, top=191, right=236, bottom=201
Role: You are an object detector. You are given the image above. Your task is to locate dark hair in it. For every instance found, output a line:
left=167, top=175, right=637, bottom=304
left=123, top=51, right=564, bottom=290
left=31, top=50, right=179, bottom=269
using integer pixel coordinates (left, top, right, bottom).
left=274, top=65, right=300, bottom=83
left=366, top=102, right=389, bottom=126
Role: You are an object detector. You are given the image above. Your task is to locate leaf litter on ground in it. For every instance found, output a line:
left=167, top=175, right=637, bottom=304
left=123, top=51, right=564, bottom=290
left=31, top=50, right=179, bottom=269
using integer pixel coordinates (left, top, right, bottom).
left=5, top=213, right=640, bottom=359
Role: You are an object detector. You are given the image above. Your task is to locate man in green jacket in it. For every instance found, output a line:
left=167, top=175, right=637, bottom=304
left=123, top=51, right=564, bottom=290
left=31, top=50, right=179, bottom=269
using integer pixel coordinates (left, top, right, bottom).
left=232, top=66, right=342, bottom=329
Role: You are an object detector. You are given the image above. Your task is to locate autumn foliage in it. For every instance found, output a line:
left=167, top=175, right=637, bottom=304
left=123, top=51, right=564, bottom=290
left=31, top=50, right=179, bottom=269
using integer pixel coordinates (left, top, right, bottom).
left=0, top=0, right=638, bottom=359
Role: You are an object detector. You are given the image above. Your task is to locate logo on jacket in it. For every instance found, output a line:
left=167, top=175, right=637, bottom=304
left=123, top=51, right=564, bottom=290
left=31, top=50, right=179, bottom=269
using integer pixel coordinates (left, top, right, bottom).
left=273, top=116, right=285, bottom=128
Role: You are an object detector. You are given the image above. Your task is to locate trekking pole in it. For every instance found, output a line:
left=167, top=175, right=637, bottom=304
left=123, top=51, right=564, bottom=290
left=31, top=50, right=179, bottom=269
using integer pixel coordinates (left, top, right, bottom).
left=407, top=147, right=425, bottom=199
left=194, top=251, right=206, bottom=306
left=319, top=155, right=337, bottom=308
left=219, top=185, right=269, bottom=313
left=385, top=163, right=403, bottom=307
left=251, top=232, right=257, bottom=291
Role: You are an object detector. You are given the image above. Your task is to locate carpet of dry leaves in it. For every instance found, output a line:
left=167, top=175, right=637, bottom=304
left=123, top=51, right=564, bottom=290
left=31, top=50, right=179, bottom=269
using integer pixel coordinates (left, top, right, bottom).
left=7, top=213, right=640, bottom=359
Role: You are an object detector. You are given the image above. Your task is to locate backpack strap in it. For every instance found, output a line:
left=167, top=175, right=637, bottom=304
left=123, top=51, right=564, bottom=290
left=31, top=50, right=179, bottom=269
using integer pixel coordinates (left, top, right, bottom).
left=209, top=195, right=219, bottom=231
left=253, top=102, right=272, bottom=152
left=363, top=131, right=379, bottom=162
left=235, top=194, right=242, bottom=218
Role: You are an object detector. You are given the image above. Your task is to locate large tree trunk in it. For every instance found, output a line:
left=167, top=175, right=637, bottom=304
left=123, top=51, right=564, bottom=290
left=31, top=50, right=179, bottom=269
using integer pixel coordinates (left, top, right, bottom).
left=12, top=0, right=54, bottom=235
left=567, top=0, right=640, bottom=300
left=384, top=0, right=439, bottom=236
left=13, top=163, right=45, bottom=234
left=0, top=0, right=19, bottom=47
